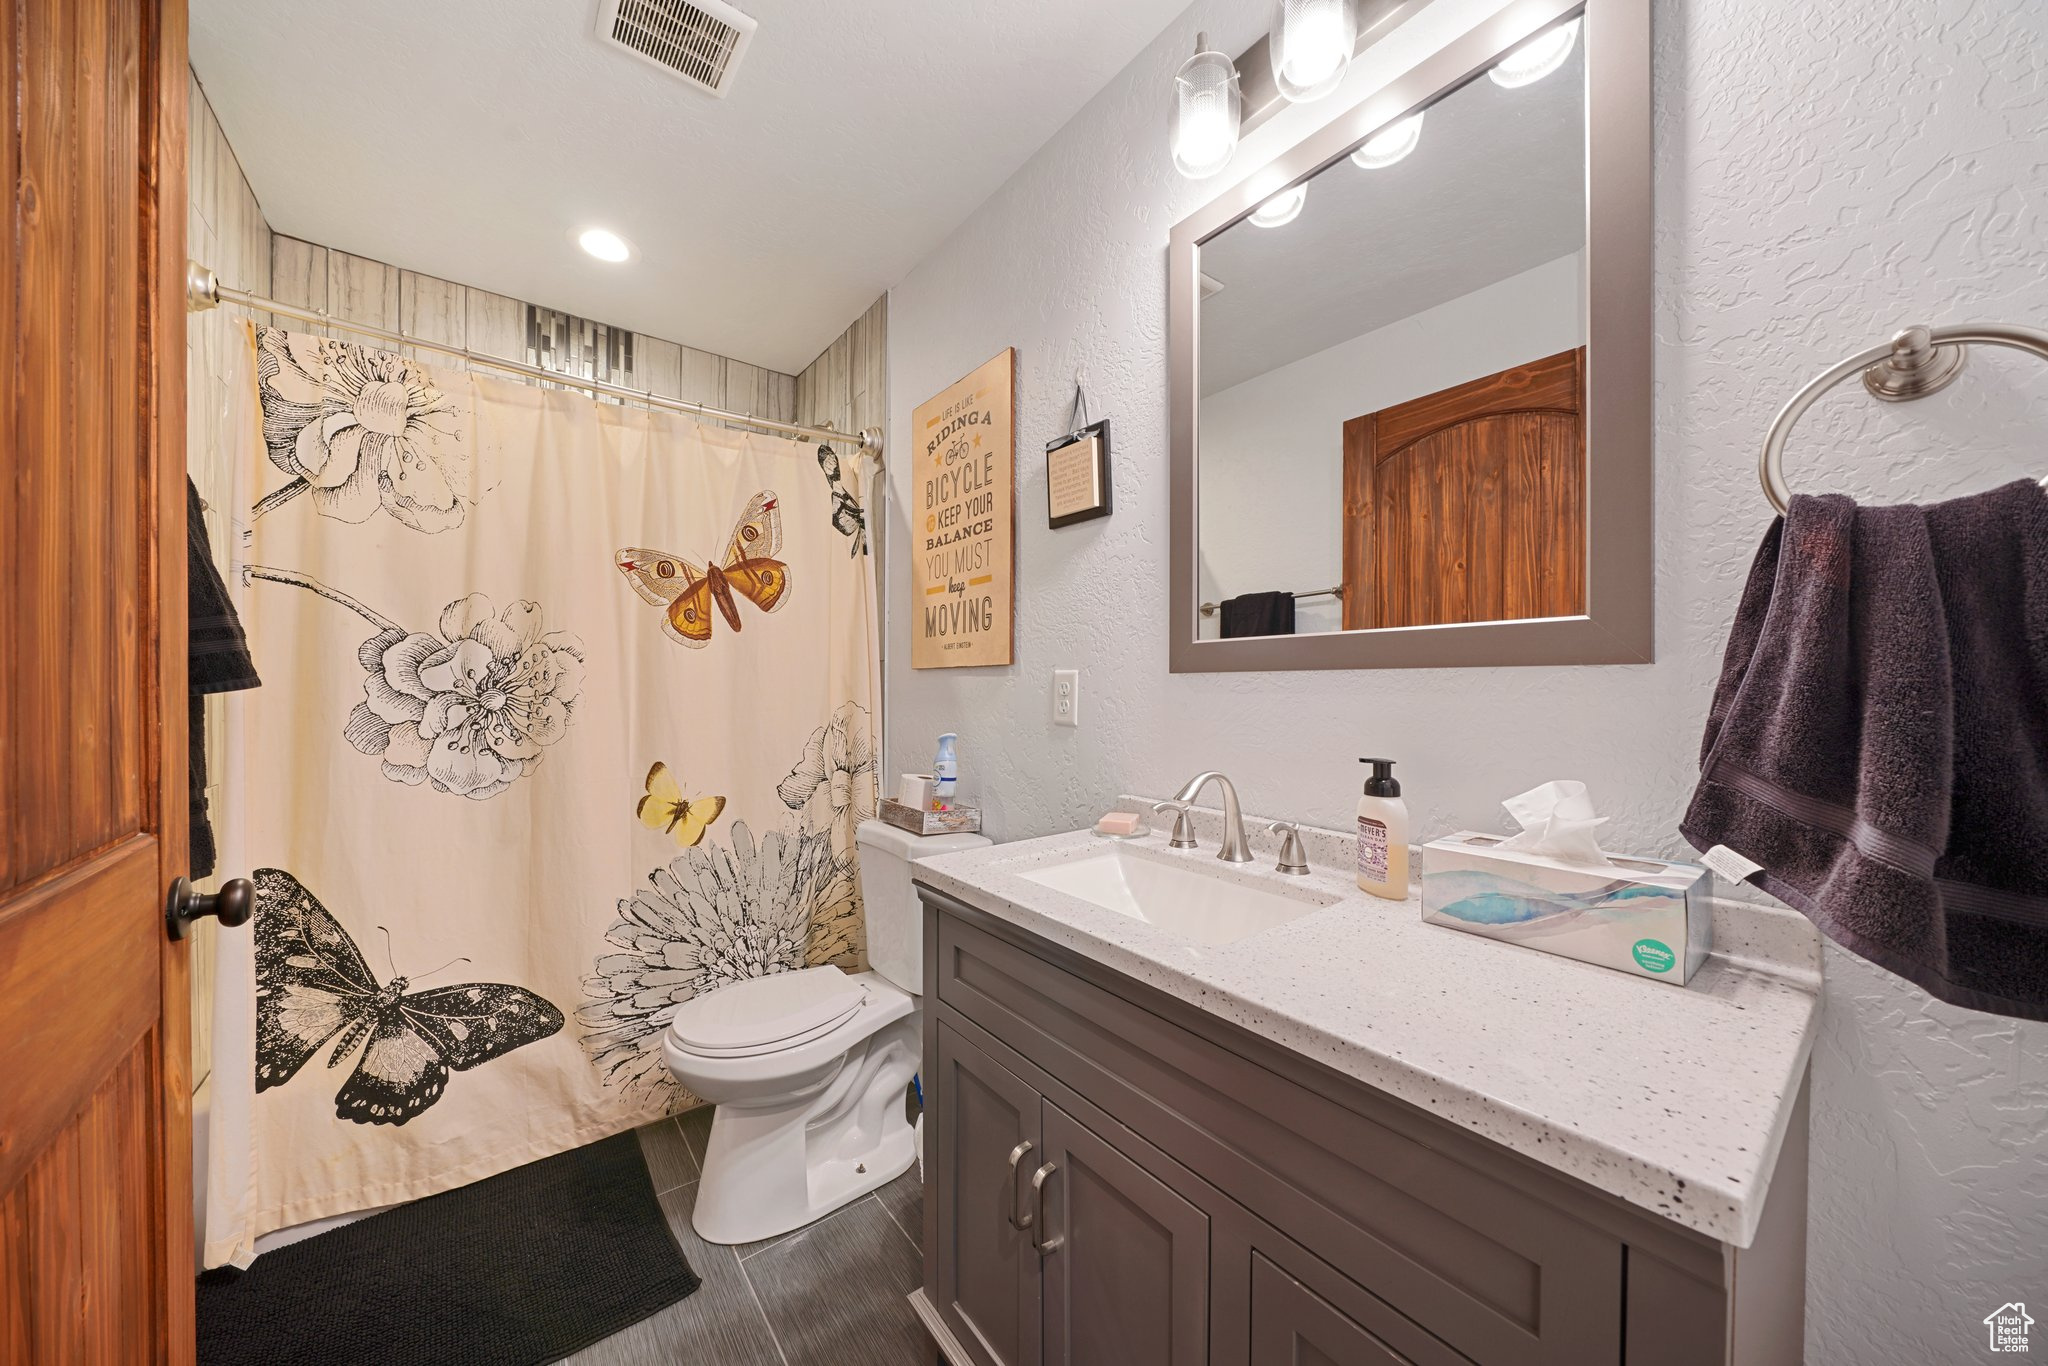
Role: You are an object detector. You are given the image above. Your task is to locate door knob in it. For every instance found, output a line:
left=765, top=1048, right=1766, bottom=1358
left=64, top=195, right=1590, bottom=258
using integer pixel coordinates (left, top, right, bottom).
left=166, top=876, right=254, bottom=941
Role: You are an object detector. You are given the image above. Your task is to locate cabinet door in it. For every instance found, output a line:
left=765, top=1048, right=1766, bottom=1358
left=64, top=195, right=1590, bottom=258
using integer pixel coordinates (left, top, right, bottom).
left=1250, top=1254, right=1426, bottom=1365
left=933, top=1021, right=1043, bottom=1366
left=1039, top=1101, right=1208, bottom=1366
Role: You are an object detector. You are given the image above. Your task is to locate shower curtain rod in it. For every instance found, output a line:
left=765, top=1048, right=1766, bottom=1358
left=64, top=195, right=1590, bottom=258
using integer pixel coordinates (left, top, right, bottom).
left=184, top=261, right=885, bottom=458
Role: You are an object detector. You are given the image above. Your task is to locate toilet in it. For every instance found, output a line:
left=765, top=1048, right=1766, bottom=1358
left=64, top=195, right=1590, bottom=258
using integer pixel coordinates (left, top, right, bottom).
left=663, top=818, right=989, bottom=1245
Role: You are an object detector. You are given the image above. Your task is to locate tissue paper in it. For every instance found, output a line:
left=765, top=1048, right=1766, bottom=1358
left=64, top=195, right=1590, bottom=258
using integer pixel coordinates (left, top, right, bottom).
left=1494, top=780, right=1616, bottom=868
left=1418, top=780, right=1713, bottom=985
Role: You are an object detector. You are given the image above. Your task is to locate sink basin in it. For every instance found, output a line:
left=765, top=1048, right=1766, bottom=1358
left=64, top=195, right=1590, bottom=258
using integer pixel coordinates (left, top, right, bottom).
left=1018, top=847, right=1329, bottom=945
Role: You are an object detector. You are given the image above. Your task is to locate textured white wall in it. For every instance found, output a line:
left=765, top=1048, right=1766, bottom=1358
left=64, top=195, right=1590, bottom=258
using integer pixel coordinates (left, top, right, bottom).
left=1197, top=253, right=1583, bottom=637
left=883, top=0, right=2048, bottom=1358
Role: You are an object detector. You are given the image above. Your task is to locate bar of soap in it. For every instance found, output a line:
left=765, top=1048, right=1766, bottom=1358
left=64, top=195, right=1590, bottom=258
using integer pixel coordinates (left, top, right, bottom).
left=1095, top=811, right=1142, bottom=836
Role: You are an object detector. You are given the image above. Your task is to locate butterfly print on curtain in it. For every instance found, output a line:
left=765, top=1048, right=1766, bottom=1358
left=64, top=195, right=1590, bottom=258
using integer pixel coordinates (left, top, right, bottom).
left=243, top=568, right=587, bottom=799
left=253, top=869, right=563, bottom=1127
left=814, top=444, right=868, bottom=555
left=616, top=490, right=791, bottom=648
left=253, top=326, right=487, bottom=531
left=637, top=761, right=727, bottom=848
left=576, top=815, right=858, bottom=1103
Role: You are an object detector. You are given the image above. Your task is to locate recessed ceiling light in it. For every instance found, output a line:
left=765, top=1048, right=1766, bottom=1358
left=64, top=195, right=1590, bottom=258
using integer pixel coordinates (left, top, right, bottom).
left=1249, top=185, right=1307, bottom=228
left=577, top=227, right=634, bottom=262
left=1350, top=112, right=1424, bottom=169
left=1489, top=17, right=1580, bottom=88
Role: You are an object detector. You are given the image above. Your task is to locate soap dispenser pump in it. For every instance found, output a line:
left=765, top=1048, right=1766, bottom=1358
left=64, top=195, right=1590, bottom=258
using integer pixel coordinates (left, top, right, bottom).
left=1356, top=758, right=1409, bottom=899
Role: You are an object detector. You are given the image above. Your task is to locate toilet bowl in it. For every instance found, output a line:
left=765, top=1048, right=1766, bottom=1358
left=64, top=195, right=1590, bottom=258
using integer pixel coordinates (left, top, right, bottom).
left=663, top=819, right=989, bottom=1245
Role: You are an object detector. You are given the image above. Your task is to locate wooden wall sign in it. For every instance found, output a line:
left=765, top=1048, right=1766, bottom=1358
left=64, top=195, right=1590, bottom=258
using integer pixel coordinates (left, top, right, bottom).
left=912, top=349, right=1015, bottom=668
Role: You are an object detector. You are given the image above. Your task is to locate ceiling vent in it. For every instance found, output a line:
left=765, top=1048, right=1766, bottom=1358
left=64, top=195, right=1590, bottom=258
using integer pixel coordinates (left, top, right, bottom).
left=595, top=0, right=758, bottom=98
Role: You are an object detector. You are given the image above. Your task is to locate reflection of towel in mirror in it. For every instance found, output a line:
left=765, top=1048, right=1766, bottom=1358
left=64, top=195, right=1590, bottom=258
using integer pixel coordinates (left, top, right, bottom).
left=1682, top=479, right=2048, bottom=1021
left=1219, top=591, right=1295, bottom=638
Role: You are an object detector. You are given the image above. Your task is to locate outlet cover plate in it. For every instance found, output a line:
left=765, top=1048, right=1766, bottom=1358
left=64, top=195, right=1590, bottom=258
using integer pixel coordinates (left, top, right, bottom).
left=1052, top=669, right=1079, bottom=727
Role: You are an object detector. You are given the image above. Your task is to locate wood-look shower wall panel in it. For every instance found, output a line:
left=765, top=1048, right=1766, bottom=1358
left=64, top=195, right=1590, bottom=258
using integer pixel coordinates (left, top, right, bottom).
left=797, top=292, right=887, bottom=441
left=268, top=234, right=801, bottom=430
left=186, top=72, right=272, bottom=1097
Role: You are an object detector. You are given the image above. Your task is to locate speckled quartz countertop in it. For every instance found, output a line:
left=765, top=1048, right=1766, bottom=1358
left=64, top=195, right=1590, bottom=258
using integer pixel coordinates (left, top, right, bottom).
left=910, top=800, right=1823, bottom=1248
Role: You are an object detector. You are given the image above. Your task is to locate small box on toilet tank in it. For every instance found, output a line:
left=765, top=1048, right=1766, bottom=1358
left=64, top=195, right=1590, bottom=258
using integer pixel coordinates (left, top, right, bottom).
left=1420, top=832, right=1713, bottom=985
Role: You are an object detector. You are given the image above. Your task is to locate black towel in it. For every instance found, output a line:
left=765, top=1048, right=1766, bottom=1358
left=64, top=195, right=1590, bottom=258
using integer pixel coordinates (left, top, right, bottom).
left=1682, top=479, right=2048, bottom=1020
left=1219, top=591, right=1295, bottom=638
left=188, top=480, right=261, bottom=878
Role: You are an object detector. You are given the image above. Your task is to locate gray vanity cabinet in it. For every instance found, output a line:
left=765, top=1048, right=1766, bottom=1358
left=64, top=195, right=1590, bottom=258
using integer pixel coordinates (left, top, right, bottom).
left=1038, top=1100, right=1209, bottom=1366
left=917, top=889, right=1807, bottom=1366
left=930, top=1021, right=1040, bottom=1366
left=930, top=1021, right=1209, bottom=1366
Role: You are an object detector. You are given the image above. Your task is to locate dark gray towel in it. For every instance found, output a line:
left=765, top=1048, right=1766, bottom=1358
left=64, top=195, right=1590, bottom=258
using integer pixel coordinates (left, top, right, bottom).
left=189, top=479, right=261, bottom=878
left=1682, top=478, right=2048, bottom=1020
left=1219, top=591, right=1295, bottom=638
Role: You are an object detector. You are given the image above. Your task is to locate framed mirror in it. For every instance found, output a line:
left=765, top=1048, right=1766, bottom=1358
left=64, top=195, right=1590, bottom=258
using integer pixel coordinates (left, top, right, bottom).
left=1169, top=0, right=1650, bottom=671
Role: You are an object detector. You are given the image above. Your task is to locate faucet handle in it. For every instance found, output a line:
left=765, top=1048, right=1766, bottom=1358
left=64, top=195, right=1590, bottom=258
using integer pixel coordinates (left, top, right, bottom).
left=1151, top=800, right=1198, bottom=849
left=1267, top=821, right=1310, bottom=875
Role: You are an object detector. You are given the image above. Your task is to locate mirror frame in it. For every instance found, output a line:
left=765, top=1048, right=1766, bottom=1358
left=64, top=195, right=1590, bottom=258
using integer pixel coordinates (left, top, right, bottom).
left=1169, top=0, right=1651, bottom=672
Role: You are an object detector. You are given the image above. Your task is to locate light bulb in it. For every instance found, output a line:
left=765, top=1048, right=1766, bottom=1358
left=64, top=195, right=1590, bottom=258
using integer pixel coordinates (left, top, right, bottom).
left=1488, top=17, right=1580, bottom=88
left=577, top=228, right=633, bottom=262
left=1172, top=35, right=1242, bottom=179
left=1249, top=184, right=1307, bottom=228
left=1349, top=112, right=1424, bottom=169
left=1271, top=0, right=1357, bottom=103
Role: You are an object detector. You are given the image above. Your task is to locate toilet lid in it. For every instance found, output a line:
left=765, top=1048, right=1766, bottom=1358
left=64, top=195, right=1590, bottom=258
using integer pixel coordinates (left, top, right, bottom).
left=667, top=966, right=869, bottom=1057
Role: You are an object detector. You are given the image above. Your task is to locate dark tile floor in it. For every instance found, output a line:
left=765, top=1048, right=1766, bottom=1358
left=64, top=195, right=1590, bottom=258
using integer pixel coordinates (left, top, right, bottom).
left=564, top=1106, right=929, bottom=1366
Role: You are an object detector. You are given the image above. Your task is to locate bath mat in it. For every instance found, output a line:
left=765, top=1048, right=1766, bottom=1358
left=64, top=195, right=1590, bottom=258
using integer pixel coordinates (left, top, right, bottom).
left=195, top=1130, right=699, bottom=1366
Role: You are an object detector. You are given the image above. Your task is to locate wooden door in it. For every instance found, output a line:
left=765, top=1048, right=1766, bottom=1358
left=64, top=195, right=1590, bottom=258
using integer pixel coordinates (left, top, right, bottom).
left=932, top=1022, right=1044, bottom=1366
left=1342, top=349, right=1585, bottom=630
left=1, top=0, right=194, bottom=1361
left=1038, top=1101, right=1207, bottom=1366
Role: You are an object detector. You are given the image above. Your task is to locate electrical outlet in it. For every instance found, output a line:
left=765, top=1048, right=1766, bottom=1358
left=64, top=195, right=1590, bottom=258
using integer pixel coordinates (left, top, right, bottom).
left=1052, top=668, right=1080, bottom=727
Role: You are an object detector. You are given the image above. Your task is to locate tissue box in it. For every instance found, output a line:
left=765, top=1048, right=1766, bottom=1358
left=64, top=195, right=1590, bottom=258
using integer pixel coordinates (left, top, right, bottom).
left=1420, top=832, right=1712, bottom=985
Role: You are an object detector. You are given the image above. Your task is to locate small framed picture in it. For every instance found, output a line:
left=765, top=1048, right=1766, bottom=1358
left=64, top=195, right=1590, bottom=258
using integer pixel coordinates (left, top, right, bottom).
left=1045, top=419, right=1112, bottom=528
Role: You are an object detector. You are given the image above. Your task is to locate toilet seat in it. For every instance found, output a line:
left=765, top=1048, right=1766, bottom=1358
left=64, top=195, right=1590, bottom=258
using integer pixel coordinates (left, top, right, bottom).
left=668, top=966, right=870, bottom=1059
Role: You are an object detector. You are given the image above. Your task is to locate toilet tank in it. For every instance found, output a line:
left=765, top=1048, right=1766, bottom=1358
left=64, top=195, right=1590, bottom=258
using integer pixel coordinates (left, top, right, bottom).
left=856, top=819, right=990, bottom=995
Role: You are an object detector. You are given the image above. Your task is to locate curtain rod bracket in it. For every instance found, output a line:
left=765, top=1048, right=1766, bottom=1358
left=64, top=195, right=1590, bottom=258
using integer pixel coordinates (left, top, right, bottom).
left=186, top=261, right=221, bottom=314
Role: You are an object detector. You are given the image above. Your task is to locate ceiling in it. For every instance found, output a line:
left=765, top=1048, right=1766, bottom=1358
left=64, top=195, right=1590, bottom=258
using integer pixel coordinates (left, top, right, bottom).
left=1199, top=44, right=1584, bottom=395
left=190, top=0, right=1189, bottom=375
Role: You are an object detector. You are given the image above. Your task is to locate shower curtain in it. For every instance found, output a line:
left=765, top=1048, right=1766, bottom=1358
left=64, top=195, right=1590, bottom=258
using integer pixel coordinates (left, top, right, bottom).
left=202, top=322, right=879, bottom=1267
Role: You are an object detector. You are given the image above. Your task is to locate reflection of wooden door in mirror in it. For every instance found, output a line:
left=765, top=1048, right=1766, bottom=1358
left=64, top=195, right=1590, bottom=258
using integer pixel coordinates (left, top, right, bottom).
left=1341, top=348, right=1585, bottom=630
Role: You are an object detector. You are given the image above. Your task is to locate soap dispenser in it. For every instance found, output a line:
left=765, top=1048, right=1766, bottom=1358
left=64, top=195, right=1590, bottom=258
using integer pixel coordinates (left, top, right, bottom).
left=1356, top=758, right=1409, bottom=899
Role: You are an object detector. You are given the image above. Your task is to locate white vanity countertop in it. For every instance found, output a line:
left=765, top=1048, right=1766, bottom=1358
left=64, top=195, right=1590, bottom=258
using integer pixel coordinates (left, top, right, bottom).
left=911, top=804, right=1823, bottom=1248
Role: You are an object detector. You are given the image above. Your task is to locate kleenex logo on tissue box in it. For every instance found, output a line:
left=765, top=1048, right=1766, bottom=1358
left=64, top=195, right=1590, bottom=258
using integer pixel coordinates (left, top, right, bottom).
left=1420, top=833, right=1713, bottom=985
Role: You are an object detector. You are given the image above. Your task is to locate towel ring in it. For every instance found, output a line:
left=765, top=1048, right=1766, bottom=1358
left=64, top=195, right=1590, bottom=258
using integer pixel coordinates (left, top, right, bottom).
left=1758, top=322, right=2048, bottom=514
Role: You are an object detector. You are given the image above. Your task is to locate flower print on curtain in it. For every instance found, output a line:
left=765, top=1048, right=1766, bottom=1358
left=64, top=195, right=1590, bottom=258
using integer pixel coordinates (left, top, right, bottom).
left=241, top=568, right=585, bottom=800
left=252, top=327, right=488, bottom=530
left=778, top=701, right=876, bottom=862
left=576, top=815, right=856, bottom=1105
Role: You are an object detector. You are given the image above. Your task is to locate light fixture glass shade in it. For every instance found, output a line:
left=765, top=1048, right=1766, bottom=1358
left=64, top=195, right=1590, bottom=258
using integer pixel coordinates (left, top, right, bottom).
left=1271, top=0, right=1357, bottom=103
left=1172, top=35, right=1242, bottom=179
left=1349, top=111, right=1424, bottom=169
left=577, top=228, right=633, bottom=262
left=1488, top=17, right=1581, bottom=88
left=1249, top=184, right=1307, bottom=228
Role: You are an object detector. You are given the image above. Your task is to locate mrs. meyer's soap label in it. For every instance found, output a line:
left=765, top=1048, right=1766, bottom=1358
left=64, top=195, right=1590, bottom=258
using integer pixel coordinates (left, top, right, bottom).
left=1357, top=816, right=1389, bottom=881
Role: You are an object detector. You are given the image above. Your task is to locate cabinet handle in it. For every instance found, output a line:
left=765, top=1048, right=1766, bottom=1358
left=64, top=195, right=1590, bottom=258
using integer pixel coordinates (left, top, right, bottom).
left=1005, top=1141, right=1035, bottom=1231
left=1030, top=1162, right=1061, bottom=1256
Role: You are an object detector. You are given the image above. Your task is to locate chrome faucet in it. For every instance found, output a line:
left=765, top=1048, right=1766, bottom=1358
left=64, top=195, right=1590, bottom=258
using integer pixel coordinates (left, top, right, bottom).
left=1170, top=771, right=1254, bottom=864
